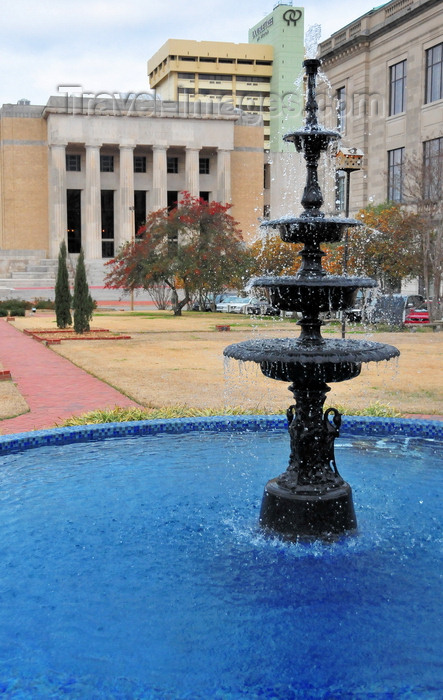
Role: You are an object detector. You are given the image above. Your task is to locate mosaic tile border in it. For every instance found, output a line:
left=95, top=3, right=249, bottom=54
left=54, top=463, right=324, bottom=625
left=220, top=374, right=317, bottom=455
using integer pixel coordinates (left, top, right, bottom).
left=0, top=415, right=442, bottom=455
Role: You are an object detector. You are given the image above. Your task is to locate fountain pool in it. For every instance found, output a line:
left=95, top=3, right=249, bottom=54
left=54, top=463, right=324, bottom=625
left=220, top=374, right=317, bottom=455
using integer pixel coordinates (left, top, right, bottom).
left=0, top=416, right=442, bottom=698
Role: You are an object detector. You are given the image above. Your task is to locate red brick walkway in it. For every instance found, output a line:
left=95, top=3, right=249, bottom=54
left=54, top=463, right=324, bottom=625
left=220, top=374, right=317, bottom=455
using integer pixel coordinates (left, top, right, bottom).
left=0, top=319, right=142, bottom=435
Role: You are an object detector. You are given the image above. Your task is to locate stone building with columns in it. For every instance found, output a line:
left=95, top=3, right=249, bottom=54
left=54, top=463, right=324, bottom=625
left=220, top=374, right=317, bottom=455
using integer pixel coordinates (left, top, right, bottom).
left=0, top=97, right=264, bottom=283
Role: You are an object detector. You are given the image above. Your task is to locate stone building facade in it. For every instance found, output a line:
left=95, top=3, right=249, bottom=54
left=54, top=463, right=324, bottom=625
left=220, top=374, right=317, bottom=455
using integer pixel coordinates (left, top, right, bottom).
left=0, top=98, right=264, bottom=280
left=318, top=0, right=442, bottom=215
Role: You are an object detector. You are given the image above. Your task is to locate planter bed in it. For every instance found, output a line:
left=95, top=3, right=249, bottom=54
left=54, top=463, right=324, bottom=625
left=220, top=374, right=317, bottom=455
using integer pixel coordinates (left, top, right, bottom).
left=23, top=328, right=110, bottom=335
left=25, top=329, right=131, bottom=342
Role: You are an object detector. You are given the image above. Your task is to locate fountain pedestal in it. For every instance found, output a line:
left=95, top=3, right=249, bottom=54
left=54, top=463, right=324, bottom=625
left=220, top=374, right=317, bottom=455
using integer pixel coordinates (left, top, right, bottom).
left=259, top=376, right=357, bottom=538
left=260, top=480, right=356, bottom=540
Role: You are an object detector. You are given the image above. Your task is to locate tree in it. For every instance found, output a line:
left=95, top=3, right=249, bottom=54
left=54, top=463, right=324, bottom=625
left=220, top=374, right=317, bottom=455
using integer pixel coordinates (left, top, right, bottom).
left=249, top=232, right=301, bottom=277
left=148, top=285, right=172, bottom=310
left=402, top=149, right=443, bottom=320
left=322, top=203, right=422, bottom=292
left=105, top=193, right=251, bottom=315
left=54, top=240, right=72, bottom=328
left=72, top=249, right=95, bottom=333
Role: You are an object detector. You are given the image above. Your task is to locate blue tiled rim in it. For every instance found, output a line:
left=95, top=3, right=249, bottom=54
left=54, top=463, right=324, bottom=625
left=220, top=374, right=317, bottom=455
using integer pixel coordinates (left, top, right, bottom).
left=0, top=415, right=442, bottom=455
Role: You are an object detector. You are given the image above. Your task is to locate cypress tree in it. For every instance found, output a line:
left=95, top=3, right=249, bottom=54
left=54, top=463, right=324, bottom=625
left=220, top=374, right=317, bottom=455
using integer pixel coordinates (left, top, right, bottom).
left=55, top=240, right=72, bottom=328
left=72, top=249, right=94, bottom=333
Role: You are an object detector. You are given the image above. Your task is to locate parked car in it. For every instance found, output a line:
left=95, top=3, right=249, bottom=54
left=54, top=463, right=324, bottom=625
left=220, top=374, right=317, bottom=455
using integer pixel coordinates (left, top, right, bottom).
left=227, top=296, right=256, bottom=313
left=344, top=290, right=366, bottom=322
left=404, top=308, right=430, bottom=324
left=246, top=298, right=280, bottom=316
left=365, top=294, right=425, bottom=325
left=215, top=296, right=245, bottom=313
left=192, top=294, right=225, bottom=312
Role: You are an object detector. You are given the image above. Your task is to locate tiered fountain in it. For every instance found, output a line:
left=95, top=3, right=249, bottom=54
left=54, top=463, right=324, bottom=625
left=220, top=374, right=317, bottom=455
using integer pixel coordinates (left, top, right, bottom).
left=224, top=59, right=400, bottom=540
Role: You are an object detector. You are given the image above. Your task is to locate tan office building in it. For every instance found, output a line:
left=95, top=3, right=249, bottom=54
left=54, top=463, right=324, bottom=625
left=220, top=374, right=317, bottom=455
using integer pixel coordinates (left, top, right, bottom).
left=317, top=0, right=442, bottom=214
left=148, top=3, right=305, bottom=155
left=148, top=39, right=274, bottom=149
left=0, top=98, right=264, bottom=282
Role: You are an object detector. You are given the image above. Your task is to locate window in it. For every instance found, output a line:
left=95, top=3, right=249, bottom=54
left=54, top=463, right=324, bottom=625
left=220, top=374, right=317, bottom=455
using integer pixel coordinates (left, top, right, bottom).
left=388, top=148, right=405, bottom=202
left=199, top=157, right=210, bottom=174
left=336, top=87, right=346, bottom=134
left=167, top=157, right=179, bottom=174
left=134, top=191, right=146, bottom=235
left=66, top=189, right=81, bottom=253
left=66, top=154, right=81, bottom=171
left=237, top=75, right=270, bottom=83
left=335, top=171, right=346, bottom=212
left=167, top=191, right=179, bottom=251
left=100, top=155, right=114, bottom=172
left=199, top=73, right=231, bottom=81
left=199, top=191, right=210, bottom=202
left=425, top=43, right=443, bottom=103
left=133, top=155, right=146, bottom=173
left=264, top=163, right=271, bottom=189
left=423, top=137, right=443, bottom=200
left=389, top=60, right=406, bottom=115
left=101, top=190, right=114, bottom=257
left=198, top=88, right=231, bottom=96
left=263, top=204, right=270, bottom=219
left=167, top=191, right=178, bottom=211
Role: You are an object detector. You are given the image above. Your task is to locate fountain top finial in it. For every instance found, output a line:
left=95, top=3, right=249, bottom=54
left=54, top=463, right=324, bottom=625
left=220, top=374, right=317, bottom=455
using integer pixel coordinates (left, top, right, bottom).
left=303, top=58, right=321, bottom=72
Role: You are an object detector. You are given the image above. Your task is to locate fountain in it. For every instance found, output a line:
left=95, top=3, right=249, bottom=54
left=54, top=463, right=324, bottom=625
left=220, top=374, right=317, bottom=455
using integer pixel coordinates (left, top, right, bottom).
left=224, top=59, right=400, bottom=540
left=1, top=59, right=442, bottom=699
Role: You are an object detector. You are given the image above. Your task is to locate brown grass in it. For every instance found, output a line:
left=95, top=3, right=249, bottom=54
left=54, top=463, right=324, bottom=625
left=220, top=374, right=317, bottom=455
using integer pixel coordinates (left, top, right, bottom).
left=9, top=311, right=443, bottom=417
left=0, top=381, right=29, bottom=419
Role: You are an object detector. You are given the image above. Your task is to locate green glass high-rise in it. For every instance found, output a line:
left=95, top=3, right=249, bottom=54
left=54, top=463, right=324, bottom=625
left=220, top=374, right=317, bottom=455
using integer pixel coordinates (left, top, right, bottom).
left=249, top=3, right=305, bottom=153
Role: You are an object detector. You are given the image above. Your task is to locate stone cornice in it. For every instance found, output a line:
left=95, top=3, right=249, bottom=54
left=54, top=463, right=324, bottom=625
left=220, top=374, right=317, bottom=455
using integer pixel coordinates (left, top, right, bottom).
left=319, top=0, right=441, bottom=66
left=320, top=39, right=371, bottom=68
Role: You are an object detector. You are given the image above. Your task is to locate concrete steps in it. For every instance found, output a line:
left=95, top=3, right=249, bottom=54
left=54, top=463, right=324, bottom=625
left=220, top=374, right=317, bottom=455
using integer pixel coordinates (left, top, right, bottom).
left=0, top=253, right=74, bottom=289
left=0, top=250, right=128, bottom=293
left=0, top=278, right=58, bottom=288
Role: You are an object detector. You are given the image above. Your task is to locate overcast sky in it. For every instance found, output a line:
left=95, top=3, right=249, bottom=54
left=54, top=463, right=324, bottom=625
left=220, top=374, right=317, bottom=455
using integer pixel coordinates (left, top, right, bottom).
left=1, top=0, right=379, bottom=106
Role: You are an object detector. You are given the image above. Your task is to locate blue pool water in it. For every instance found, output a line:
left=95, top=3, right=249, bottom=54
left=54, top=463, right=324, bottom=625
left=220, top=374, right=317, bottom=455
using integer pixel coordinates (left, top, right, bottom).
left=0, top=427, right=442, bottom=698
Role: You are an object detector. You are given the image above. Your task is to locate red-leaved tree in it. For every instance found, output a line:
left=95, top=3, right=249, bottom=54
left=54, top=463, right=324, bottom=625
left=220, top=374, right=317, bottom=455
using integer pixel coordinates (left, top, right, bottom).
left=105, top=192, right=251, bottom=315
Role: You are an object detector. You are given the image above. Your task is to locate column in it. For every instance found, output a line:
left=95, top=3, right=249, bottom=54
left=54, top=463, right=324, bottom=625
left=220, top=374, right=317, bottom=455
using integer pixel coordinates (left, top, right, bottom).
left=118, top=144, right=135, bottom=248
left=152, top=145, right=167, bottom=209
left=84, top=143, right=102, bottom=259
left=48, top=143, right=67, bottom=257
left=185, top=147, right=200, bottom=198
left=217, top=149, right=231, bottom=203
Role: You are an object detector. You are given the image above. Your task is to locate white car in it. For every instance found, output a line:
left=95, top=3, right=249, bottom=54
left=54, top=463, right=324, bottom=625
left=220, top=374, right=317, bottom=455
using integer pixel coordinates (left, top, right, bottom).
left=227, top=297, right=255, bottom=313
left=215, top=296, right=244, bottom=313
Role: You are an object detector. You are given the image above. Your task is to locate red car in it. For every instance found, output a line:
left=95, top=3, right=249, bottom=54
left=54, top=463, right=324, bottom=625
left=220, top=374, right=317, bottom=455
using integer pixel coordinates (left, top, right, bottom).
left=404, top=308, right=430, bottom=324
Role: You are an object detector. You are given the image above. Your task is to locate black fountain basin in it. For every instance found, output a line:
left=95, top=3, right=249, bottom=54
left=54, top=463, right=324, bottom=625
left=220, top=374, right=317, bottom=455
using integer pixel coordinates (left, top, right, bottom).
left=224, top=338, right=399, bottom=385
left=250, top=276, right=377, bottom=312
left=261, top=216, right=361, bottom=244
left=284, top=127, right=340, bottom=153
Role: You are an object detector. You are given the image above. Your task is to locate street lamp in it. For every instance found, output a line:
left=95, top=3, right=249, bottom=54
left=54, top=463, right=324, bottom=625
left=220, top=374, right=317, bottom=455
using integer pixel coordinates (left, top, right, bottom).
left=335, top=147, right=364, bottom=337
